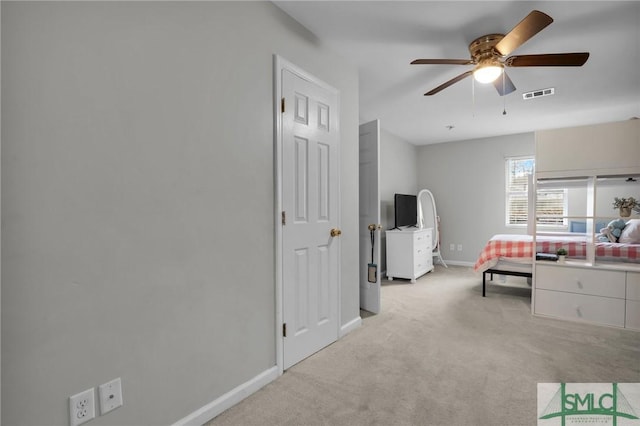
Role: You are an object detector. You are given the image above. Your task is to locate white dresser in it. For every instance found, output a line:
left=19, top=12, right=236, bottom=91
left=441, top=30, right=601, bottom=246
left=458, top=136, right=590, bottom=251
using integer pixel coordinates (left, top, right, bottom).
left=386, top=228, right=433, bottom=283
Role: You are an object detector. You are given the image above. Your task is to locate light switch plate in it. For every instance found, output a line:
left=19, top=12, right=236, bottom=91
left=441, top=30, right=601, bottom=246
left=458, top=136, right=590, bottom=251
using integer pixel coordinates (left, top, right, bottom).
left=98, top=377, right=123, bottom=415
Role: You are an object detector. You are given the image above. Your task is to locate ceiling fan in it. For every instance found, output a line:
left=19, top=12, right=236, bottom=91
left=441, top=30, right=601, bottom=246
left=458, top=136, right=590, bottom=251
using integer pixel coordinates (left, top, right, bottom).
left=411, top=10, right=589, bottom=96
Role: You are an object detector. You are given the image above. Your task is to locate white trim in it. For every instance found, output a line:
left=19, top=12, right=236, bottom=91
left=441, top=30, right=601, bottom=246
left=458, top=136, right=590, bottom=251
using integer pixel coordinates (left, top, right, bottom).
left=340, top=316, right=362, bottom=337
left=171, top=366, right=278, bottom=426
left=273, top=54, right=284, bottom=376
left=274, top=55, right=342, bottom=374
left=443, top=260, right=474, bottom=268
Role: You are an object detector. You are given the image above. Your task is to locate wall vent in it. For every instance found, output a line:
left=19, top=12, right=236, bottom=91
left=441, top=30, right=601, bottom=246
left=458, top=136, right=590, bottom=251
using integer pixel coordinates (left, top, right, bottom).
left=522, top=87, right=555, bottom=100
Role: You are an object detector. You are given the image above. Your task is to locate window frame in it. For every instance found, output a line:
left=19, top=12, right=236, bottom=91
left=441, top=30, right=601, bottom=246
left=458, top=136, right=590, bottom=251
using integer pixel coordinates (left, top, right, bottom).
left=505, top=156, right=568, bottom=229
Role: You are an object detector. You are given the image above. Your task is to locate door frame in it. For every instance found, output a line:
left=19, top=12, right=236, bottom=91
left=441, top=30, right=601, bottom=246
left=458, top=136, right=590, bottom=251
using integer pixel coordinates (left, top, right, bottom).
left=273, top=55, right=342, bottom=375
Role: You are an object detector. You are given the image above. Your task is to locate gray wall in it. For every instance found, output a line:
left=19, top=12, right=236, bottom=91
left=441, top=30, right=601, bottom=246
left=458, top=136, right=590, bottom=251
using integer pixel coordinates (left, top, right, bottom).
left=417, top=132, right=534, bottom=265
left=1, top=2, right=359, bottom=425
left=379, top=129, right=418, bottom=271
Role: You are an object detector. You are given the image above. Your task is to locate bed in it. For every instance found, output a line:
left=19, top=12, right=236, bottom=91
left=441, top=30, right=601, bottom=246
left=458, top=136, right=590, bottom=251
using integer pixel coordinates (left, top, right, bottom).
left=474, top=233, right=640, bottom=296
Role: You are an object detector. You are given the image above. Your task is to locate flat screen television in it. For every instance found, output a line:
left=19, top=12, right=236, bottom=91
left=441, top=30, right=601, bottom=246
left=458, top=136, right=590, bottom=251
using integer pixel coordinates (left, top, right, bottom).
left=393, top=193, right=417, bottom=229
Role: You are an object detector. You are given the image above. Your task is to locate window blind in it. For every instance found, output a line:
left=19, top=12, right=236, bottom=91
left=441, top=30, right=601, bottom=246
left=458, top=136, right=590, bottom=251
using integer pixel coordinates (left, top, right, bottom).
left=506, top=157, right=566, bottom=226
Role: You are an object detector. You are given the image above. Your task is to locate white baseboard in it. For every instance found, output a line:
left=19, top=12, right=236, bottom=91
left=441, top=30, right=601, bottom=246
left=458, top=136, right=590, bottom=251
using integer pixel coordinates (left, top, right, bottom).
left=443, top=260, right=474, bottom=267
left=171, top=366, right=279, bottom=426
left=172, top=316, right=362, bottom=425
left=340, top=316, right=362, bottom=337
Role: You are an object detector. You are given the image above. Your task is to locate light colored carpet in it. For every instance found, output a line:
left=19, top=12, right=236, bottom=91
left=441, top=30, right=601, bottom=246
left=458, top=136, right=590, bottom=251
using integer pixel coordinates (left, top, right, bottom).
left=207, top=265, right=640, bottom=426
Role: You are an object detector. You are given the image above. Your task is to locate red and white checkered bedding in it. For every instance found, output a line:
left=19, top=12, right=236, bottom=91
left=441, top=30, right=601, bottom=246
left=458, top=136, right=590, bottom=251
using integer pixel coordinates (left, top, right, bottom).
left=473, top=234, right=640, bottom=273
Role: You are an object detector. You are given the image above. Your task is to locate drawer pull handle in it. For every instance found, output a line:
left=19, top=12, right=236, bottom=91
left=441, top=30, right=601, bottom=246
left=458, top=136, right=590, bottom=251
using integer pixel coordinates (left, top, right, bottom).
left=576, top=280, right=583, bottom=289
left=575, top=306, right=582, bottom=317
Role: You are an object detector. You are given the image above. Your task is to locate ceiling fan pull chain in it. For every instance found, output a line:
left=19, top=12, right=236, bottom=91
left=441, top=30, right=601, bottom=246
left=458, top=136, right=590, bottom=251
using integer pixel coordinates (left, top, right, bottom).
left=502, top=72, right=507, bottom=115
left=472, top=77, right=476, bottom=117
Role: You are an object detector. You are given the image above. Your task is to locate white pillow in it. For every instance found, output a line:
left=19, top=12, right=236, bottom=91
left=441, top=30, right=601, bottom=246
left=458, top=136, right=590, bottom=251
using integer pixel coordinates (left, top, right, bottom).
left=619, top=219, right=640, bottom=244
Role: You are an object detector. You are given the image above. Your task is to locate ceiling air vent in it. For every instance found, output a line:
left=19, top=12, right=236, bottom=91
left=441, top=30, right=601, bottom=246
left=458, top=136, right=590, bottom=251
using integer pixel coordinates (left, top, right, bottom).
left=522, top=87, right=555, bottom=100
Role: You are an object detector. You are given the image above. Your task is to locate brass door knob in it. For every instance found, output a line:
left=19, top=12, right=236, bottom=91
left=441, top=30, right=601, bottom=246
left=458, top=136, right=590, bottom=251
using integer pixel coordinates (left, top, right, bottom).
left=330, top=228, right=342, bottom=237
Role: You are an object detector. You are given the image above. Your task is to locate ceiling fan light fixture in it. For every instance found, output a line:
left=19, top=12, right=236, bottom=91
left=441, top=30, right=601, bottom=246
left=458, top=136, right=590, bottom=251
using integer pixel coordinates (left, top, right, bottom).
left=473, top=63, right=503, bottom=84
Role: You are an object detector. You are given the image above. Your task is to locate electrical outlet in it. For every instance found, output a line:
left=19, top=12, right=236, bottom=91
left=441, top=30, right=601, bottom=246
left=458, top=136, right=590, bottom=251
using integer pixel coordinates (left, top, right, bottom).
left=449, top=243, right=455, bottom=251
left=98, top=377, right=123, bottom=415
left=69, top=388, right=95, bottom=426
left=457, top=244, right=463, bottom=251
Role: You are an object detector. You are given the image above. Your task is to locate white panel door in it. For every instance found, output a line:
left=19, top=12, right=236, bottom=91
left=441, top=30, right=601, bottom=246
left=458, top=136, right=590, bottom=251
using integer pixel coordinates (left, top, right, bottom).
left=282, top=69, right=340, bottom=369
left=359, top=120, right=381, bottom=314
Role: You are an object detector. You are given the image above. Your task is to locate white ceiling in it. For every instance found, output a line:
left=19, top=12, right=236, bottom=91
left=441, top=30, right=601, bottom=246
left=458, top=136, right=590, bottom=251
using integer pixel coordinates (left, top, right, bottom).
left=274, top=1, right=640, bottom=145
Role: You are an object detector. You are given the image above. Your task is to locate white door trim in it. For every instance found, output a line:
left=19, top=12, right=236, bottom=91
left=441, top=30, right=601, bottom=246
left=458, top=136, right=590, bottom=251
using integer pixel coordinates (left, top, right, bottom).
left=273, top=55, right=341, bottom=375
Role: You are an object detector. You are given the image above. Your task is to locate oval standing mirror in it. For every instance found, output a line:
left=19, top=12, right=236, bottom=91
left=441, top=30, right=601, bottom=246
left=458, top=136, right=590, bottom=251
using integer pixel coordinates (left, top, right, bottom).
left=418, top=189, right=447, bottom=268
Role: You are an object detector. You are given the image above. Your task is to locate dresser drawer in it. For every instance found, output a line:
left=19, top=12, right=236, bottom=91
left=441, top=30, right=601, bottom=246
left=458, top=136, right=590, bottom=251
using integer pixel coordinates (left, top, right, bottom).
left=413, top=245, right=430, bottom=261
left=627, top=272, right=640, bottom=302
left=414, top=230, right=431, bottom=250
left=535, top=289, right=625, bottom=327
left=536, top=265, right=626, bottom=298
left=414, top=256, right=433, bottom=276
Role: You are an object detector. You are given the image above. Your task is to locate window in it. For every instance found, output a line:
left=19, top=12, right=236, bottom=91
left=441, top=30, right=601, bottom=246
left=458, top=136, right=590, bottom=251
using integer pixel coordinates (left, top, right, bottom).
left=505, top=156, right=566, bottom=227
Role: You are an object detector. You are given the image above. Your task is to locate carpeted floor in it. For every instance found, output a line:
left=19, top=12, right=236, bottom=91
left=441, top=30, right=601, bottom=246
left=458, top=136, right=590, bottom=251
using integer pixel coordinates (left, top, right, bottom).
left=207, top=265, right=640, bottom=426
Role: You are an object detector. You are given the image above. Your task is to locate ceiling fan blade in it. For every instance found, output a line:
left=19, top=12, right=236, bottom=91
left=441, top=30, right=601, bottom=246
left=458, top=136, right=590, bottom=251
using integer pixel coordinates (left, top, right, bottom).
left=493, top=71, right=516, bottom=96
left=494, top=10, right=554, bottom=56
left=411, top=59, right=473, bottom=65
left=424, top=70, right=473, bottom=96
left=505, top=52, right=589, bottom=67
